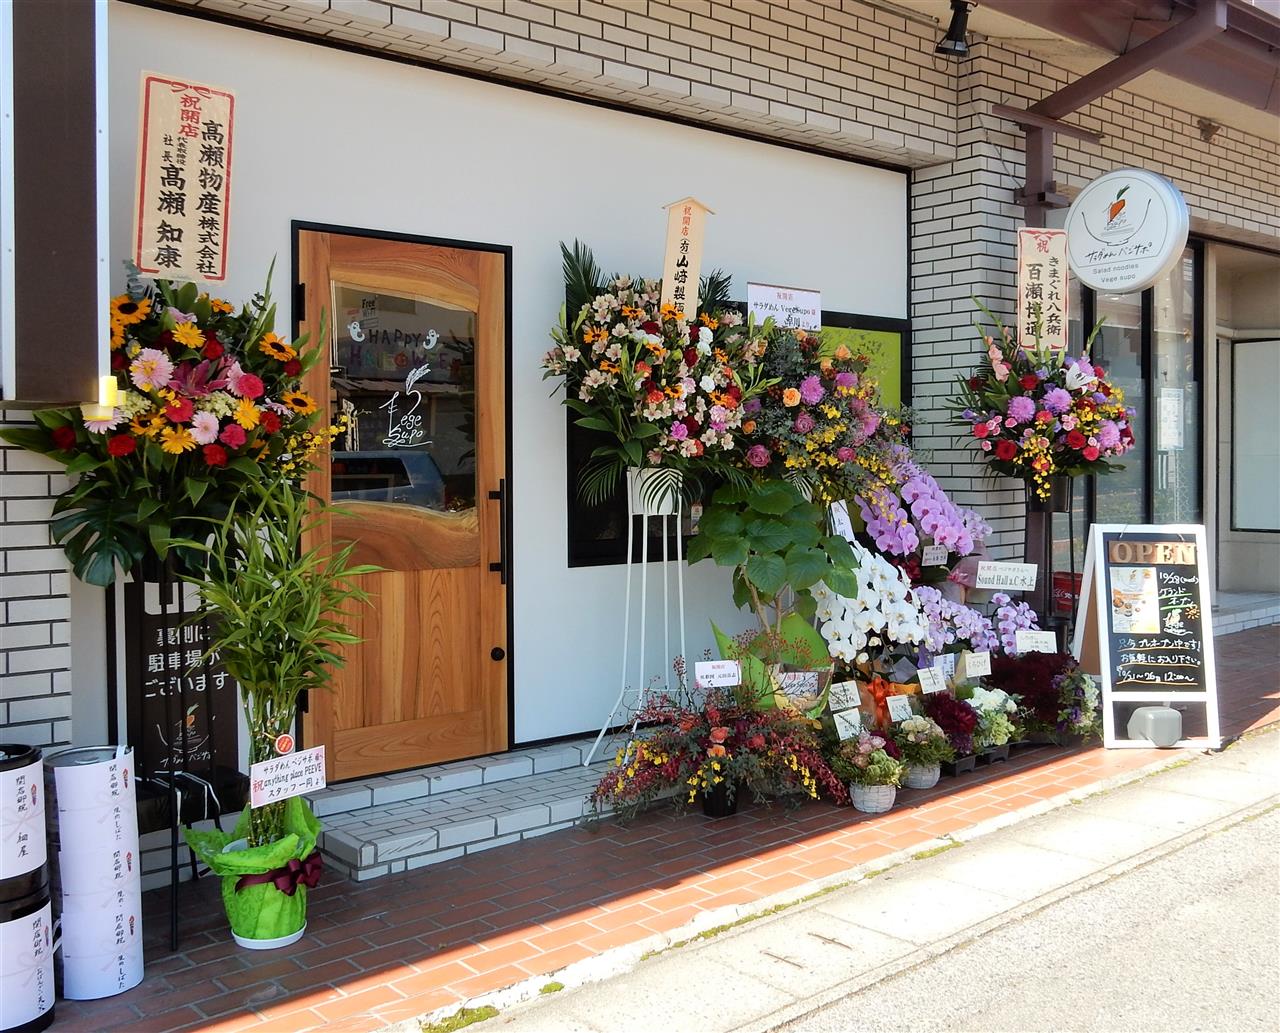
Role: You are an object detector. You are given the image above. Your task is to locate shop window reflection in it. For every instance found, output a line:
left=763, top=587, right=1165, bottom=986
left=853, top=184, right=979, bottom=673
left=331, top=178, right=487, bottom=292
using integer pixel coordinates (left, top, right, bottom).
left=1153, top=249, right=1200, bottom=524
left=1092, top=289, right=1145, bottom=526
left=328, top=284, right=477, bottom=514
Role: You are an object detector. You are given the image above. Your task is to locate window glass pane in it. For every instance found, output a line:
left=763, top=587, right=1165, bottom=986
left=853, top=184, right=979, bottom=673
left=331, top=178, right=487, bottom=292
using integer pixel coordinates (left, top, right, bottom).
left=1152, top=249, right=1200, bottom=523
left=329, top=284, right=476, bottom=512
left=1092, top=290, right=1145, bottom=525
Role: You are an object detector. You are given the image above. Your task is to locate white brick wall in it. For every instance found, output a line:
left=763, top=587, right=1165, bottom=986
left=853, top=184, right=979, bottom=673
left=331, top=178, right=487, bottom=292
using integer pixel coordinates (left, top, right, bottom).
left=0, top=416, right=74, bottom=749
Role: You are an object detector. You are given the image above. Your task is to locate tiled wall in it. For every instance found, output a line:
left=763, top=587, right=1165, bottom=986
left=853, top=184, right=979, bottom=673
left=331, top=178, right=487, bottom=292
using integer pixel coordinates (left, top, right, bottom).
left=0, top=416, right=74, bottom=748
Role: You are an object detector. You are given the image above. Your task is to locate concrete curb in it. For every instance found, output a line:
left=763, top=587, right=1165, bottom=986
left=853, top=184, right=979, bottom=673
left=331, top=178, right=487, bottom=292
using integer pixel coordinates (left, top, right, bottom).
left=383, top=730, right=1270, bottom=1032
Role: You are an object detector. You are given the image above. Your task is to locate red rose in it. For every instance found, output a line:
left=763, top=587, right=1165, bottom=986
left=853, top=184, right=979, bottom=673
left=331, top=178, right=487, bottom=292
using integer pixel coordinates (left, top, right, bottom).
left=683, top=416, right=700, bottom=434
left=106, top=434, right=136, bottom=457
left=1082, top=446, right=1100, bottom=461
left=259, top=411, right=282, bottom=434
left=683, top=348, right=698, bottom=366
left=1093, top=366, right=1106, bottom=378
left=1121, top=425, right=1134, bottom=444
left=726, top=385, right=742, bottom=401
left=995, top=439, right=1018, bottom=461
left=1066, top=430, right=1087, bottom=450
left=1019, top=374, right=1039, bottom=390
left=50, top=426, right=76, bottom=450
left=283, top=358, right=302, bottom=377
left=642, top=321, right=660, bottom=334
left=110, top=352, right=126, bottom=371
left=202, top=444, right=228, bottom=467
left=973, top=423, right=989, bottom=439
left=165, top=397, right=194, bottom=423
left=235, top=373, right=264, bottom=399
left=203, top=338, right=224, bottom=360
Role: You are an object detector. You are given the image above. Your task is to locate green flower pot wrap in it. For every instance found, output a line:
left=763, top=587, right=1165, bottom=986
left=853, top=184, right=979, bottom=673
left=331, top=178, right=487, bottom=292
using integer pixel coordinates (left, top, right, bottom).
left=185, top=796, right=321, bottom=942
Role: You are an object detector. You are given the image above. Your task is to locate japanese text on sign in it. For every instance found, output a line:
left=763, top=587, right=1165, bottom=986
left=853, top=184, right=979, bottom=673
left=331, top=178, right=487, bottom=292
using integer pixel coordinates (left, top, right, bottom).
left=660, top=197, right=711, bottom=319
left=134, top=73, right=235, bottom=282
left=746, top=283, right=822, bottom=331
left=975, top=561, right=1038, bottom=592
left=249, top=746, right=326, bottom=808
left=1016, top=229, right=1069, bottom=351
left=694, top=660, right=740, bottom=689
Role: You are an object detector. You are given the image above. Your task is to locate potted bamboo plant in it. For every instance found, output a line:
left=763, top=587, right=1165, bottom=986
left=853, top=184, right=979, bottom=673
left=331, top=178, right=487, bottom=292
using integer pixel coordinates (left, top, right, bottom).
left=179, top=480, right=376, bottom=949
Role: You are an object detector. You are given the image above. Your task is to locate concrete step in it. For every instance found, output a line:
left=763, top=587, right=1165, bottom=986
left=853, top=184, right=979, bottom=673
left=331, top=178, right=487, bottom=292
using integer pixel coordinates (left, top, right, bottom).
left=1212, top=592, right=1280, bottom=636
left=308, top=737, right=617, bottom=881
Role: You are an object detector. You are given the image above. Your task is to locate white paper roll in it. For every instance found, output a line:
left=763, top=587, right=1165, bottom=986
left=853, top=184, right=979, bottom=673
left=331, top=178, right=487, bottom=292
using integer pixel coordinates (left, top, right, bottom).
left=59, top=887, right=143, bottom=959
left=59, top=939, right=144, bottom=1001
left=0, top=899, right=55, bottom=1028
left=0, top=756, right=46, bottom=882
left=56, top=846, right=141, bottom=896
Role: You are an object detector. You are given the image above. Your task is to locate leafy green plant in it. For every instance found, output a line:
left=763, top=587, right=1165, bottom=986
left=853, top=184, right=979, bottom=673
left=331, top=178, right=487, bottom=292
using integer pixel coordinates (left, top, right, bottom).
left=689, top=478, right=859, bottom=635
left=171, top=480, right=378, bottom=846
left=833, top=734, right=904, bottom=787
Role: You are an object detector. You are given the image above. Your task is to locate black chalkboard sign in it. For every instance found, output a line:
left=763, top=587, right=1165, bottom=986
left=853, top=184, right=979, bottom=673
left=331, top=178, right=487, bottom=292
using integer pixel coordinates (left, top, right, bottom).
left=1073, top=525, right=1221, bottom=749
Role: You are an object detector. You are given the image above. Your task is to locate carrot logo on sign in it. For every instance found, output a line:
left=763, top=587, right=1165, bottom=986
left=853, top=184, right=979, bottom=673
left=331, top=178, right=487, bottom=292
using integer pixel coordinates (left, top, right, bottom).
left=1106, top=185, right=1130, bottom=225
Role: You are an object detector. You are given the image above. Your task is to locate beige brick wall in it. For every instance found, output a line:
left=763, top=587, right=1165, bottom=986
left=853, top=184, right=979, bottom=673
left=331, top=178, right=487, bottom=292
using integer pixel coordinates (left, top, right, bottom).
left=157, top=0, right=963, bottom=166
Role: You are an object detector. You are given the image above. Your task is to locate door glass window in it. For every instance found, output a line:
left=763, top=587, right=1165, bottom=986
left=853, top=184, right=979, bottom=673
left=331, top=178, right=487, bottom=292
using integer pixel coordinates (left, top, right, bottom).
left=1092, top=290, right=1145, bottom=525
left=1152, top=250, right=1200, bottom=523
left=329, top=284, right=476, bottom=513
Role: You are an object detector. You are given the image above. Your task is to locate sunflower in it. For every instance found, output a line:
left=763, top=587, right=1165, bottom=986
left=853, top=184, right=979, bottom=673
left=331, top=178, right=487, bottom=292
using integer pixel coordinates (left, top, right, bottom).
left=234, top=397, right=261, bottom=430
left=280, top=390, right=317, bottom=415
left=110, top=294, right=152, bottom=327
left=258, top=333, right=297, bottom=362
left=160, top=426, right=196, bottom=454
left=172, top=322, right=204, bottom=349
left=110, top=320, right=126, bottom=351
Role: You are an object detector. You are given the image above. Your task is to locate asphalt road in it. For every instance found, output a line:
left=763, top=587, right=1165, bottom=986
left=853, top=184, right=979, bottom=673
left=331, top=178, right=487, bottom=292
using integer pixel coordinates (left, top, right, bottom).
left=780, top=807, right=1280, bottom=1033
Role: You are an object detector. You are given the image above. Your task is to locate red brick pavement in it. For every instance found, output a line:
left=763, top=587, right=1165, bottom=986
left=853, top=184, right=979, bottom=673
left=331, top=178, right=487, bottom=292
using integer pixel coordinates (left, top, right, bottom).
left=53, top=626, right=1278, bottom=1033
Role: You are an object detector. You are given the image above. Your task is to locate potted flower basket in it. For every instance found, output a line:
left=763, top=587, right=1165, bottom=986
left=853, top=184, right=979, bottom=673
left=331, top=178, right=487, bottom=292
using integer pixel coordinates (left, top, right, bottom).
left=923, top=693, right=979, bottom=779
left=176, top=480, right=376, bottom=948
left=835, top=732, right=903, bottom=814
left=892, top=715, right=954, bottom=790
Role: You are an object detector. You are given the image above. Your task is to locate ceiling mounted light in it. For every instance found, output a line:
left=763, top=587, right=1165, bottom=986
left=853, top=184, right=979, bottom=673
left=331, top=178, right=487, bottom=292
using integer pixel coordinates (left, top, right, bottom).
left=936, top=0, right=974, bottom=58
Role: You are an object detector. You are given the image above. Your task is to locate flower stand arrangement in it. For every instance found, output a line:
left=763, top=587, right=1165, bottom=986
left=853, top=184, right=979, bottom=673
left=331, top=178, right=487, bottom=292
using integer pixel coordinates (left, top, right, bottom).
left=0, top=270, right=327, bottom=585
left=177, top=481, right=376, bottom=948
left=835, top=732, right=904, bottom=814
left=542, top=243, right=773, bottom=508
left=892, top=716, right=954, bottom=790
left=948, top=302, right=1135, bottom=507
left=590, top=691, right=847, bottom=821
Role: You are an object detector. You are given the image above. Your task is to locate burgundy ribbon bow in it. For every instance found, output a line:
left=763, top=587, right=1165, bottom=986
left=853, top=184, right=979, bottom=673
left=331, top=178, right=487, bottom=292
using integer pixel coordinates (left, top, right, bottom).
left=235, top=850, right=323, bottom=896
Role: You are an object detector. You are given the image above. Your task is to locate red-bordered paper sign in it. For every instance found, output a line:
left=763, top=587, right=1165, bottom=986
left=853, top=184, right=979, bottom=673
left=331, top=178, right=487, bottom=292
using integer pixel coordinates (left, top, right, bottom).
left=1016, top=228, right=1068, bottom=351
left=134, top=73, right=235, bottom=283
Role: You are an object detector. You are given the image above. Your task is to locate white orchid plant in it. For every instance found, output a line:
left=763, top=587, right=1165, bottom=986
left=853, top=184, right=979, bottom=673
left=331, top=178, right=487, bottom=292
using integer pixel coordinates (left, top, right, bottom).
left=812, top=540, right=927, bottom=669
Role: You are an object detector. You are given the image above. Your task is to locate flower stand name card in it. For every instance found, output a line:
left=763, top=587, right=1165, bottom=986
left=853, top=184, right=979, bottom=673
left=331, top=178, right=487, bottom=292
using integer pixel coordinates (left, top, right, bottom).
left=249, top=746, right=326, bottom=809
left=694, top=660, right=741, bottom=690
left=975, top=561, right=1038, bottom=592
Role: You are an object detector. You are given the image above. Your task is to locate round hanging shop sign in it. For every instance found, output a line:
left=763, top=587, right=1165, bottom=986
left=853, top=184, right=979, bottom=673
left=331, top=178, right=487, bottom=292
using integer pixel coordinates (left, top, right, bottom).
left=1064, top=169, right=1189, bottom=293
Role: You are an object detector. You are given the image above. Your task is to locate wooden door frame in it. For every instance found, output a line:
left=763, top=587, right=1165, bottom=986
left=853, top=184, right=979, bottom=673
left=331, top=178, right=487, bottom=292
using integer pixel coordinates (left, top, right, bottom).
left=290, top=219, right=516, bottom=757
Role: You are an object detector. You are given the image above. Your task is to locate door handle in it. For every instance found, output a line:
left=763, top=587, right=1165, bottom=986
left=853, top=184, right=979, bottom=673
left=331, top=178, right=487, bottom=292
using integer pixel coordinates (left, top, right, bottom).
left=487, top=478, right=509, bottom=585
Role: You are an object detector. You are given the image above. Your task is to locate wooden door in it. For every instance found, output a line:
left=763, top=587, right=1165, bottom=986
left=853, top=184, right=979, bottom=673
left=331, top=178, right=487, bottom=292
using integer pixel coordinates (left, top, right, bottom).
left=297, top=230, right=509, bottom=781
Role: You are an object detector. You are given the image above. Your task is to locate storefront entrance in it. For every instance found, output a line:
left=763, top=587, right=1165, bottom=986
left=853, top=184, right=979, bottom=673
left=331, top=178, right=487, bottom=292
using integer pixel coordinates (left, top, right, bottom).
left=295, top=227, right=511, bottom=781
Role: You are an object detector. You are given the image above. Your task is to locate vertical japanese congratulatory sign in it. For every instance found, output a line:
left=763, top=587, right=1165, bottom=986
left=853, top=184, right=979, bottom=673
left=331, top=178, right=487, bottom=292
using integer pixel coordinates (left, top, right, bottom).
left=1016, top=228, right=1069, bottom=350
left=660, top=197, right=713, bottom=320
left=134, top=73, right=235, bottom=283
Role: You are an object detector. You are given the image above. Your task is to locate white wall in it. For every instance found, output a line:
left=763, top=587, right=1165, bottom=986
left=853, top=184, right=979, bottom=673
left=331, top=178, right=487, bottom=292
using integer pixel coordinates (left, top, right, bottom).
left=103, top=4, right=907, bottom=745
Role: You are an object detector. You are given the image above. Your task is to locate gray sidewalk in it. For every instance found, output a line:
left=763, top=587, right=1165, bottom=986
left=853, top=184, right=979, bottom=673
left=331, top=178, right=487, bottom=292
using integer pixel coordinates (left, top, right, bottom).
left=467, top=728, right=1280, bottom=1033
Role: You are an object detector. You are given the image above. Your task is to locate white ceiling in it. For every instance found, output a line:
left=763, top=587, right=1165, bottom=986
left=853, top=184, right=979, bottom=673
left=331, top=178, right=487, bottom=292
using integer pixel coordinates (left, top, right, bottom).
left=894, top=0, right=1280, bottom=139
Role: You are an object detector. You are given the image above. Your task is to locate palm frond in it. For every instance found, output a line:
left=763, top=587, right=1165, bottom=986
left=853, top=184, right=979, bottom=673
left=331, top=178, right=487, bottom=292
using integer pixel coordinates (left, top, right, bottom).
left=579, top=456, right=624, bottom=508
left=561, top=240, right=605, bottom=318
left=699, top=268, right=733, bottom=313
